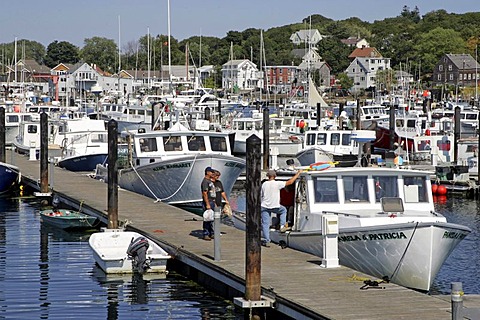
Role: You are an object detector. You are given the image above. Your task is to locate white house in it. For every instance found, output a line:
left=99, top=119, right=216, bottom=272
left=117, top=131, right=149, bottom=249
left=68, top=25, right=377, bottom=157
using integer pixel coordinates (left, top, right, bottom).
left=345, top=47, right=391, bottom=93
left=290, top=29, right=326, bottom=46
left=221, top=59, right=262, bottom=91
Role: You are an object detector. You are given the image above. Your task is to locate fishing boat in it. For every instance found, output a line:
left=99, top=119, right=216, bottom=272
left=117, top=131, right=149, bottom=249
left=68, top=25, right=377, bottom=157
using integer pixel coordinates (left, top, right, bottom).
left=39, top=208, right=99, bottom=230
left=295, top=129, right=376, bottom=167
left=95, top=122, right=246, bottom=208
left=233, top=167, right=471, bottom=292
left=0, top=162, right=21, bottom=194
left=89, top=229, right=170, bottom=274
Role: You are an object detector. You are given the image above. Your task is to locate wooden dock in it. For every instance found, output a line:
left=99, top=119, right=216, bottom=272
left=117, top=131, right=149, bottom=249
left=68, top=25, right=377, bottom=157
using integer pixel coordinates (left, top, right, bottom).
left=6, top=150, right=477, bottom=319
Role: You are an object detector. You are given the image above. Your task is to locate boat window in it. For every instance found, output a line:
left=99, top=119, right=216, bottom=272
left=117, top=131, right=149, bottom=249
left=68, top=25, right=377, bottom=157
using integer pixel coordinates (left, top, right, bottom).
left=187, top=135, right=206, bottom=151
left=139, top=138, right=157, bottom=152
left=417, top=140, right=431, bottom=151
left=396, top=119, right=404, bottom=127
left=235, top=122, right=245, bottom=130
left=437, top=139, right=451, bottom=151
left=373, top=176, right=398, bottom=202
left=91, top=133, right=107, bottom=143
left=163, top=136, right=182, bottom=151
left=407, top=119, right=416, bottom=127
left=129, top=109, right=136, bottom=115
left=210, top=136, right=227, bottom=152
left=313, top=177, right=338, bottom=203
left=7, top=115, right=19, bottom=123
left=341, top=134, right=351, bottom=146
left=331, top=133, right=340, bottom=145
left=138, top=110, right=145, bottom=116
left=317, top=133, right=327, bottom=145
left=403, top=176, right=428, bottom=202
left=343, top=176, right=369, bottom=202
left=305, top=133, right=316, bottom=146
left=254, top=121, right=263, bottom=130
left=27, top=125, right=37, bottom=134
left=466, top=113, right=477, bottom=120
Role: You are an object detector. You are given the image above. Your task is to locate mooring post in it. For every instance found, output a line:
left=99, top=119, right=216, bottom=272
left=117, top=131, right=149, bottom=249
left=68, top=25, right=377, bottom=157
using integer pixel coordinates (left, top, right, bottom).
left=451, top=282, right=463, bottom=320
left=214, top=206, right=221, bottom=261
left=244, top=135, right=262, bottom=313
left=316, top=102, right=321, bottom=129
left=262, top=107, right=269, bottom=170
left=107, top=119, right=119, bottom=229
left=217, top=100, right=222, bottom=127
left=204, top=106, right=211, bottom=122
left=454, top=106, right=461, bottom=164
left=389, top=104, right=395, bottom=150
left=40, top=112, right=49, bottom=194
left=356, top=99, right=361, bottom=130
left=0, top=107, right=5, bottom=163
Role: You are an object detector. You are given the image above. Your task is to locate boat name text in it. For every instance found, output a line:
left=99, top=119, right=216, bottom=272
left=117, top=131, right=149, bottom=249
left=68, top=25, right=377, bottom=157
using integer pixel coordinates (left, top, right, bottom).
left=338, top=232, right=408, bottom=242
left=152, top=163, right=191, bottom=171
left=442, top=231, right=467, bottom=240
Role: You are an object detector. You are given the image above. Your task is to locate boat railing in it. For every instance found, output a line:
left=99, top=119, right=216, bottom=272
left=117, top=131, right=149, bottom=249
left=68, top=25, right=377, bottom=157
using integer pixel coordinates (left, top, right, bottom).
left=322, top=210, right=361, bottom=218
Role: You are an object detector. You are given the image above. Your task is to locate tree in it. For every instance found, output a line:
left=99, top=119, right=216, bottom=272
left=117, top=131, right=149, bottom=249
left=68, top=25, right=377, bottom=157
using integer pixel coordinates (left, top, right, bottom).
left=336, top=73, right=354, bottom=91
left=80, top=37, right=118, bottom=72
left=44, top=40, right=79, bottom=68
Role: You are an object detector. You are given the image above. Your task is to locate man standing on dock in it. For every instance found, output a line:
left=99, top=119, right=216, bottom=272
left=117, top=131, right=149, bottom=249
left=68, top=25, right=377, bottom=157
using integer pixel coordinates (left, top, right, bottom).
left=201, top=167, right=216, bottom=241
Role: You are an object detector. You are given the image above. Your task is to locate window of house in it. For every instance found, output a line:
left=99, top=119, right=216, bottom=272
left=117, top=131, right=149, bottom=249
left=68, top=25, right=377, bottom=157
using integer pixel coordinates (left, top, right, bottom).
left=449, top=74, right=454, bottom=80
left=439, top=65, right=443, bottom=71
left=448, top=65, right=452, bottom=71
left=437, top=74, right=441, bottom=81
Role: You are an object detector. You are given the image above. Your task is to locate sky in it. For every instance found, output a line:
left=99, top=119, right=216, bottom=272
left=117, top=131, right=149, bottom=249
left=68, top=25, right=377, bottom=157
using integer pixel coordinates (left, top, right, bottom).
left=1, top=0, right=478, bottom=48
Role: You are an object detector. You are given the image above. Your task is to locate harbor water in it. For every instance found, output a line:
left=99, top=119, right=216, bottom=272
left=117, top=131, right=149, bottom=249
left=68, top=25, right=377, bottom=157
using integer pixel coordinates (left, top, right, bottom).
left=0, top=195, right=242, bottom=319
left=229, top=190, right=480, bottom=295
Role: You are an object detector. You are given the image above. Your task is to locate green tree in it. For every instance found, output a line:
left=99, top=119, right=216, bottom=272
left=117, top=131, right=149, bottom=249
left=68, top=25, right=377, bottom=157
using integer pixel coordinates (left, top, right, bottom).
left=337, top=73, right=354, bottom=91
left=413, top=27, right=466, bottom=76
left=44, top=40, right=79, bottom=68
left=80, top=37, right=118, bottom=72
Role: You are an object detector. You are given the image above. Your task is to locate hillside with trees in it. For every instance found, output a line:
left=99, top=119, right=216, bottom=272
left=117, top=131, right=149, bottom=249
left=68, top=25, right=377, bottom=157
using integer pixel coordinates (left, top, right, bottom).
left=1, top=6, right=479, bottom=88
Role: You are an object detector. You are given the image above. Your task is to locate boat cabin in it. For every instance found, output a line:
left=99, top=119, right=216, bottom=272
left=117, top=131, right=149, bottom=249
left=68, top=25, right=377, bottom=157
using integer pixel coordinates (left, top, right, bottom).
left=292, top=168, right=435, bottom=232
left=132, top=130, right=234, bottom=166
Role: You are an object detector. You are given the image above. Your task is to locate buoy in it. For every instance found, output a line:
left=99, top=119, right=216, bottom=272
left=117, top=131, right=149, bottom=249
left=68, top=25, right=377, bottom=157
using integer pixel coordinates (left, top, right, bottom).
left=437, top=185, right=447, bottom=196
left=431, top=184, right=438, bottom=194
left=436, top=195, right=447, bottom=204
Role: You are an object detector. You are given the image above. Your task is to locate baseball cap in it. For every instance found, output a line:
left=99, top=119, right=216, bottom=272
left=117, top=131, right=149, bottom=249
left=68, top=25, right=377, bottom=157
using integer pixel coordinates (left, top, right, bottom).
left=205, top=166, right=216, bottom=174
left=266, top=169, right=277, bottom=177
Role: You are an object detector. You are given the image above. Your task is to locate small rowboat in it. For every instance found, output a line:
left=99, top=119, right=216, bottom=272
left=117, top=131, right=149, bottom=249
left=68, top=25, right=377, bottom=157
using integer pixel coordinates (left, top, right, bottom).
left=39, top=209, right=99, bottom=230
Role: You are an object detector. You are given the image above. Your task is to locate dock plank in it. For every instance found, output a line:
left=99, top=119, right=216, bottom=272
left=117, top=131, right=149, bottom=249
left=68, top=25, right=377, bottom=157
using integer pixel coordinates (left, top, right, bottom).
left=7, top=150, right=460, bottom=319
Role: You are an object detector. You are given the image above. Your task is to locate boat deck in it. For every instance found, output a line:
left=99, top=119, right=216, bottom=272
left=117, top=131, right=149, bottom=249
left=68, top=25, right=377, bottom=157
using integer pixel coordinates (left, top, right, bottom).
left=6, top=149, right=477, bottom=319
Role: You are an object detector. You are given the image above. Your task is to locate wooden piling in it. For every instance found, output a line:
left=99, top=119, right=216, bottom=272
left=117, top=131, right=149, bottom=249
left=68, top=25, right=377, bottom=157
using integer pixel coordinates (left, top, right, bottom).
left=262, top=107, right=269, bottom=170
left=0, top=107, right=5, bottom=163
left=356, top=99, right=361, bottom=130
left=107, top=119, right=118, bottom=229
left=389, top=104, right=395, bottom=150
left=316, top=102, right=321, bottom=129
left=454, top=106, right=461, bottom=163
left=245, top=134, right=262, bottom=303
left=217, top=100, right=222, bottom=126
left=40, top=112, right=49, bottom=194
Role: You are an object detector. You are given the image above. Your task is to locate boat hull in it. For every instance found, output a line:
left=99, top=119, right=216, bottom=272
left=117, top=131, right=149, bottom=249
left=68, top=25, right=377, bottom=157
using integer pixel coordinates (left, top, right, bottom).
left=89, top=230, right=170, bottom=274
left=296, top=147, right=358, bottom=167
left=114, top=154, right=246, bottom=207
left=233, top=213, right=469, bottom=292
left=58, top=153, right=108, bottom=172
left=0, top=162, right=20, bottom=194
left=40, top=209, right=98, bottom=230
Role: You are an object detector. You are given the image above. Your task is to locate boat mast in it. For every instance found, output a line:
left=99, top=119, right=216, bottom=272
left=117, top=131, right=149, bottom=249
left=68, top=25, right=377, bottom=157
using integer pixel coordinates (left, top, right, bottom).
left=167, top=0, right=172, bottom=94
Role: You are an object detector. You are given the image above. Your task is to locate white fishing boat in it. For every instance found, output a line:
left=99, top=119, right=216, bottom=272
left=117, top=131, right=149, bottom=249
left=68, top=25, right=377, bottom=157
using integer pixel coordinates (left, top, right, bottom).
left=89, top=229, right=170, bottom=274
left=233, top=167, right=471, bottom=292
left=296, top=130, right=376, bottom=167
left=95, top=122, right=246, bottom=207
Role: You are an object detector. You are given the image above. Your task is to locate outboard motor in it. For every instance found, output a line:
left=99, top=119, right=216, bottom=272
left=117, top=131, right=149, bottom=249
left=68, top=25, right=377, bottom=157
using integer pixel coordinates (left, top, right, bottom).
left=127, top=237, right=150, bottom=273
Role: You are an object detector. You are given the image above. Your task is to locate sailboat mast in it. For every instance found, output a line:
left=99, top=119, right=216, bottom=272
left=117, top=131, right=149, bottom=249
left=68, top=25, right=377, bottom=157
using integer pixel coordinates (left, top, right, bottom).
left=167, top=0, right=172, bottom=90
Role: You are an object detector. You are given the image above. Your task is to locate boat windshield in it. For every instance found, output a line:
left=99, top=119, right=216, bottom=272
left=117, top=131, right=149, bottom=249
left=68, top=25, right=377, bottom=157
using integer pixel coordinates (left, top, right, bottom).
left=210, top=136, right=228, bottom=152
left=343, top=176, right=369, bottom=202
left=373, top=176, right=398, bottom=202
left=187, top=135, right=206, bottom=151
left=313, top=177, right=338, bottom=203
left=403, top=176, right=428, bottom=202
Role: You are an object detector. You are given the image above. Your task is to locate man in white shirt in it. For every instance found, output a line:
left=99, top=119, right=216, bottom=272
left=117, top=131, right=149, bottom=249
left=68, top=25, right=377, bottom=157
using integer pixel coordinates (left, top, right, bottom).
left=261, top=169, right=301, bottom=247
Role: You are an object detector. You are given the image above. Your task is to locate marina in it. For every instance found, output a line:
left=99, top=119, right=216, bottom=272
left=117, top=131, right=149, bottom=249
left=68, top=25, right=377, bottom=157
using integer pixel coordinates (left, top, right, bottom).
left=3, top=148, right=480, bottom=319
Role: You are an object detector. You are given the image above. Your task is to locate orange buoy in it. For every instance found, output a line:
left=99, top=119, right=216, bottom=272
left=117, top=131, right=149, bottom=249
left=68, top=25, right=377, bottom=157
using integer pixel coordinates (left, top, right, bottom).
left=436, top=185, right=447, bottom=196
left=431, top=184, right=438, bottom=194
left=436, top=195, right=447, bottom=204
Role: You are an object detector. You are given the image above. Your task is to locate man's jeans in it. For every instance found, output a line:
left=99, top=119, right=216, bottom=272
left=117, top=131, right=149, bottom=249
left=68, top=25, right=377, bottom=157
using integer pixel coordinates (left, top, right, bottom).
left=261, top=206, right=287, bottom=243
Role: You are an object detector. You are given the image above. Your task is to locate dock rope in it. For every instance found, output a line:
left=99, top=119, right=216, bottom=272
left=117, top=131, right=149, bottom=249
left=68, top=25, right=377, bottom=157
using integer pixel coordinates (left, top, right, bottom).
left=388, top=222, right=419, bottom=283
